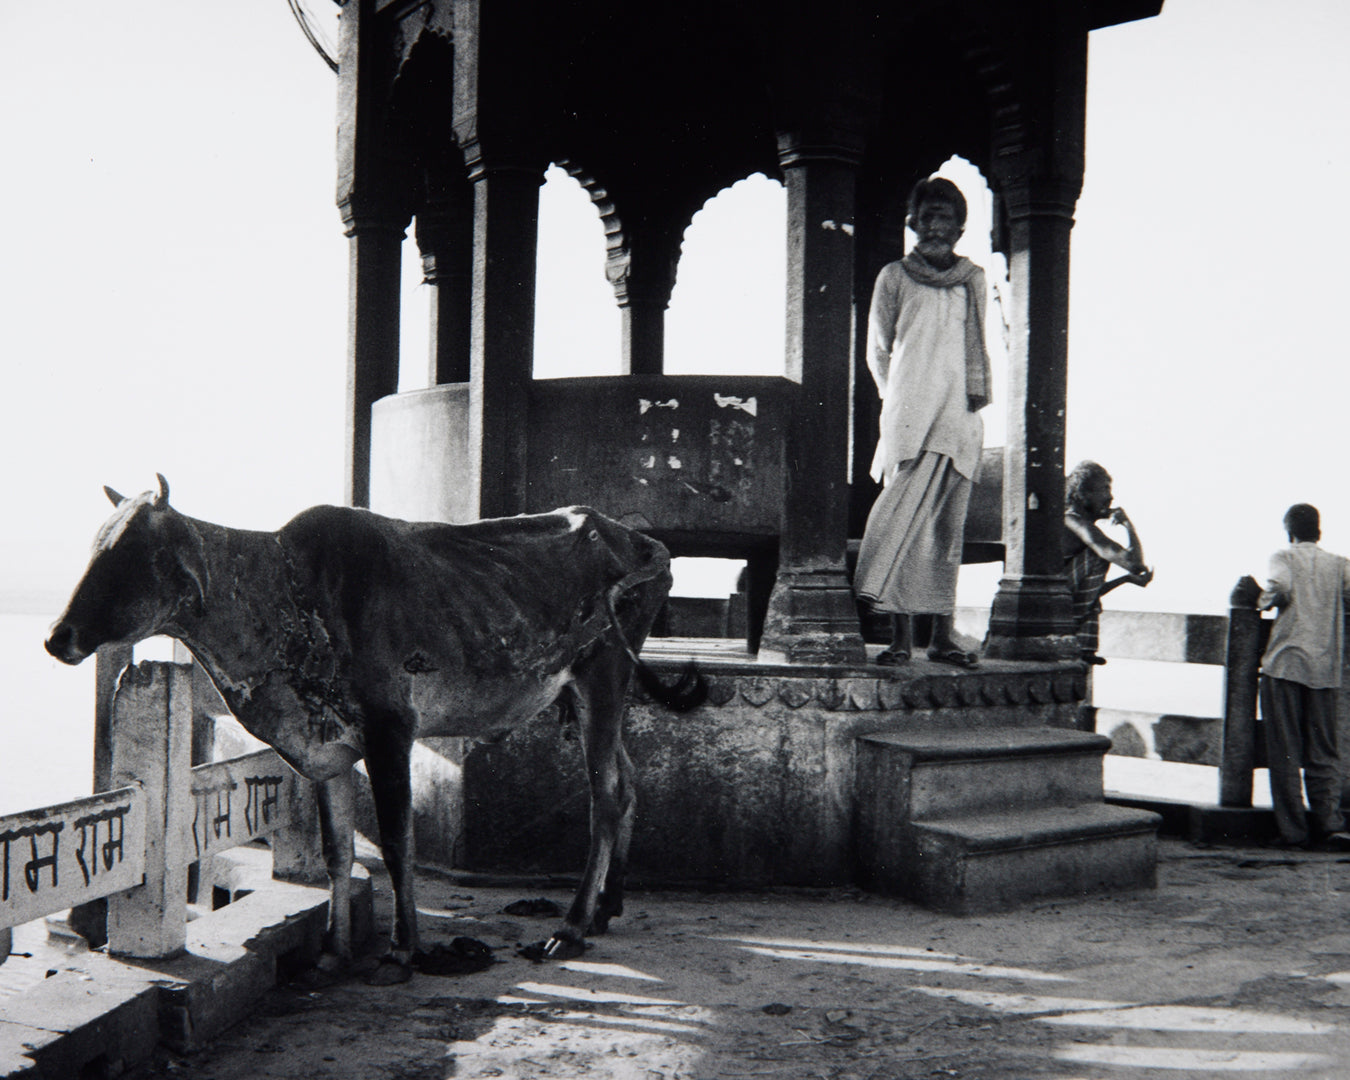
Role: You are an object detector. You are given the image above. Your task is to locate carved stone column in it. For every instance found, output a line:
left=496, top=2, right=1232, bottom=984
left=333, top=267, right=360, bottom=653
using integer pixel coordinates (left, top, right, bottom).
left=416, top=171, right=475, bottom=385
left=335, top=0, right=408, bottom=509
left=621, top=298, right=667, bottom=376
left=464, top=148, right=544, bottom=519
left=339, top=195, right=407, bottom=510
left=610, top=223, right=678, bottom=376
left=759, top=134, right=867, bottom=664
left=981, top=11, right=1089, bottom=660
left=983, top=176, right=1079, bottom=660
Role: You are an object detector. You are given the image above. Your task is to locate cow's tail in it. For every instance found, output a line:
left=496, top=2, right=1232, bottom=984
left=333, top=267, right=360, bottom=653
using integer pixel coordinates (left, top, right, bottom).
left=604, top=576, right=708, bottom=713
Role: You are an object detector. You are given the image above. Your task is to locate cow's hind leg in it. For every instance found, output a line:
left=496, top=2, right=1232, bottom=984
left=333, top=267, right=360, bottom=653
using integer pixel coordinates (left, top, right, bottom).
left=540, top=649, right=631, bottom=960
left=315, top=768, right=356, bottom=971
left=589, top=572, right=667, bottom=934
left=593, top=739, right=636, bottom=935
left=363, top=730, right=418, bottom=984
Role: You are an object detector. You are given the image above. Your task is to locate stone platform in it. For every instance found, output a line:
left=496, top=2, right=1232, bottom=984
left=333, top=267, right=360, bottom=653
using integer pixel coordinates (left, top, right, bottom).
left=453, top=640, right=1160, bottom=912
left=0, top=847, right=373, bottom=1079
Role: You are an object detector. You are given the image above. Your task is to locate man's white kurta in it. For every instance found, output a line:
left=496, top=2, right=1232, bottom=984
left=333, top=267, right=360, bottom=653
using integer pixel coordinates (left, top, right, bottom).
left=1259, top=541, right=1350, bottom=688
left=867, top=260, right=985, bottom=482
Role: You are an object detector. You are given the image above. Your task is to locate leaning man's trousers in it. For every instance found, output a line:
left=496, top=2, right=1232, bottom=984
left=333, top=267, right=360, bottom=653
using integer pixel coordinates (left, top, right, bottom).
left=1259, top=674, right=1345, bottom=844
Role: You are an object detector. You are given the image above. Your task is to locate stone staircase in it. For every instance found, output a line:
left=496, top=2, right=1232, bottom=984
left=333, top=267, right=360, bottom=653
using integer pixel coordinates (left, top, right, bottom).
left=855, top=727, right=1161, bottom=913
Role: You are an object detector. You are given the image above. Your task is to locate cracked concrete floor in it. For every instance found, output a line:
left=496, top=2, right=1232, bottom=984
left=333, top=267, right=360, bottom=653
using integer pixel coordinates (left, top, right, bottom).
left=125, top=839, right=1350, bottom=1079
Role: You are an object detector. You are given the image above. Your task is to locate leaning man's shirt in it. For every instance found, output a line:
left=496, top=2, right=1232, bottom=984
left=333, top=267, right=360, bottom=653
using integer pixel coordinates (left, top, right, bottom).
left=1259, top=541, right=1350, bottom=689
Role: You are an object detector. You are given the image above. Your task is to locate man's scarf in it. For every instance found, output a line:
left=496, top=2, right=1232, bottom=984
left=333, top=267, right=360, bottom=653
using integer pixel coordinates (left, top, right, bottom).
left=900, top=251, right=992, bottom=407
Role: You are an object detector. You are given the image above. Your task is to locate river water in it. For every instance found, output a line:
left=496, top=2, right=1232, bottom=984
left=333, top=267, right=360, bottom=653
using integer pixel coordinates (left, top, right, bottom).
left=0, top=611, right=97, bottom=815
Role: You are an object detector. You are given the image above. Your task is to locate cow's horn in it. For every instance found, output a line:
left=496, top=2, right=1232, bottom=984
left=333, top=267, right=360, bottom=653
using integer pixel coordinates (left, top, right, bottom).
left=104, top=485, right=126, bottom=506
left=155, top=474, right=170, bottom=506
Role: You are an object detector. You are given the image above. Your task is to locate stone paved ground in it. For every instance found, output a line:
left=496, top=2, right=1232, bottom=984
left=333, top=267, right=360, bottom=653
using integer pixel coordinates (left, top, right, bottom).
left=125, top=839, right=1350, bottom=1079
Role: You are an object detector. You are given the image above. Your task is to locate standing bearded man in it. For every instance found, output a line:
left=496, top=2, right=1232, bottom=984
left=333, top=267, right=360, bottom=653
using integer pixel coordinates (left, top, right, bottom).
left=854, top=176, right=992, bottom=668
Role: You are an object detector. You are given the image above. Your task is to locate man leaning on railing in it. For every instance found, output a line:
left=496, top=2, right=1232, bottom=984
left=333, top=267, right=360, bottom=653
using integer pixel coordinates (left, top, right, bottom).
left=1254, top=503, right=1350, bottom=852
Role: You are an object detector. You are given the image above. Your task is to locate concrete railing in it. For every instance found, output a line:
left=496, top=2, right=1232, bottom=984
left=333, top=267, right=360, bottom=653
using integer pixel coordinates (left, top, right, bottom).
left=1080, top=608, right=1230, bottom=768
left=0, top=660, right=320, bottom=967
left=974, top=593, right=1350, bottom=814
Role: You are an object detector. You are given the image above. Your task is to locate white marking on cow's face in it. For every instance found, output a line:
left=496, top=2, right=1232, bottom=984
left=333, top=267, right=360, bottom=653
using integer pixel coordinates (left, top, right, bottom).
left=92, top=490, right=156, bottom=554
left=563, top=509, right=588, bottom=533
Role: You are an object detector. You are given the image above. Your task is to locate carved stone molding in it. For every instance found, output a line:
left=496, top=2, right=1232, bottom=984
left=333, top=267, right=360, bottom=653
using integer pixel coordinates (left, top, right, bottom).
left=634, top=667, right=1087, bottom=714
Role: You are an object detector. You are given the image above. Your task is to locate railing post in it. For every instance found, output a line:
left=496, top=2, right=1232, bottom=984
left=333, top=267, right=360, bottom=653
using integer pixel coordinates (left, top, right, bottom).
left=271, top=777, right=326, bottom=885
left=93, top=644, right=134, bottom=792
left=107, top=662, right=194, bottom=959
left=1220, top=576, right=1264, bottom=807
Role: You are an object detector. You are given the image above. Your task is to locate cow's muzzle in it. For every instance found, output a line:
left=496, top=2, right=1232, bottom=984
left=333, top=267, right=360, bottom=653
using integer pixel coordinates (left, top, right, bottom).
left=44, top=623, right=89, bottom=666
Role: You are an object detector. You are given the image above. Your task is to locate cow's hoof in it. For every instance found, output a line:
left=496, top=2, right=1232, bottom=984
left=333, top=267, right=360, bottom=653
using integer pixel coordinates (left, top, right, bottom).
left=414, top=937, right=495, bottom=976
left=294, top=956, right=347, bottom=989
left=363, top=957, right=414, bottom=985
left=503, top=898, right=563, bottom=917
left=315, top=951, right=348, bottom=975
left=517, top=935, right=587, bottom=962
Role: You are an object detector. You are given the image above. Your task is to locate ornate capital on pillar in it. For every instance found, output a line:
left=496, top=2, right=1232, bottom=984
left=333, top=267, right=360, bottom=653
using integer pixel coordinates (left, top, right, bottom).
left=338, top=192, right=409, bottom=239
left=415, top=182, right=473, bottom=283
left=459, top=137, right=546, bottom=186
left=759, top=566, right=866, bottom=665
left=608, top=258, right=676, bottom=312
left=776, top=130, right=866, bottom=169
left=996, top=175, right=1082, bottom=225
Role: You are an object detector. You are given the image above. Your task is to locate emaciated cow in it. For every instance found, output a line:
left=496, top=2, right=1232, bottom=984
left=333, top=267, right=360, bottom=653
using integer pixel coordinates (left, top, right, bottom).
left=45, top=476, right=704, bottom=982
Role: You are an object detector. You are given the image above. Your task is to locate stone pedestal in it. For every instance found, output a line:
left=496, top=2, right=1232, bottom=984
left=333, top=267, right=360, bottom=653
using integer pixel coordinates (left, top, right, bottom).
left=760, top=567, right=867, bottom=665
left=458, top=657, right=1091, bottom=888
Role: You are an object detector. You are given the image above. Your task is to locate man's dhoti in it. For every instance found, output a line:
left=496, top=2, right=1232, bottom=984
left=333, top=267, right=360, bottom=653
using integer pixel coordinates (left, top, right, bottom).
left=854, top=450, right=971, bottom=615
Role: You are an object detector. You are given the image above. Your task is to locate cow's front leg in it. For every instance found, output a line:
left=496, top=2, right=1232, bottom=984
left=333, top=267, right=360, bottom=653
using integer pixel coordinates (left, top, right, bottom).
left=315, top=768, right=355, bottom=971
left=364, top=732, right=418, bottom=984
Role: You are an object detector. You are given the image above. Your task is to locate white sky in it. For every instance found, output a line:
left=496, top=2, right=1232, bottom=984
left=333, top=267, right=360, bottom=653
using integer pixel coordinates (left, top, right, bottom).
left=2, top=0, right=1348, bottom=618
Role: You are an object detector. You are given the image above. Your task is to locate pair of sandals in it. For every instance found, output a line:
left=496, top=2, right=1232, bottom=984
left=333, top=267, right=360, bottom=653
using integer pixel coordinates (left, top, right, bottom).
left=876, top=645, right=979, bottom=669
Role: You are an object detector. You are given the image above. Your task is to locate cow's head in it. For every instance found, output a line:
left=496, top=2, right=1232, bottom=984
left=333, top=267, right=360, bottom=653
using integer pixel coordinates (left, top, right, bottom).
left=45, top=475, right=209, bottom=665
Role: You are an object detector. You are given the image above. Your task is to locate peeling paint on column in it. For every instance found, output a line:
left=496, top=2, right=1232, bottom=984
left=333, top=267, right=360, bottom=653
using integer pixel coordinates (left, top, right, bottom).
left=714, top=394, right=757, bottom=416
left=709, top=414, right=756, bottom=504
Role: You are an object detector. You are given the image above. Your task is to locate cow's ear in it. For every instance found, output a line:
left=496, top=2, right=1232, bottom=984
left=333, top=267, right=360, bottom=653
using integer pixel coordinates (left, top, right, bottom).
left=181, top=557, right=207, bottom=617
left=154, top=474, right=171, bottom=507
left=104, top=486, right=126, bottom=507
left=177, top=519, right=209, bottom=617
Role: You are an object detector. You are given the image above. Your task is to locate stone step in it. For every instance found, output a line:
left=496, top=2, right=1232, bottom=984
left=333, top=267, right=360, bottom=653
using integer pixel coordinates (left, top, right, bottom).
left=860, top=802, right=1161, bottom=914
left=857, top=727, right=1113, bottom=820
